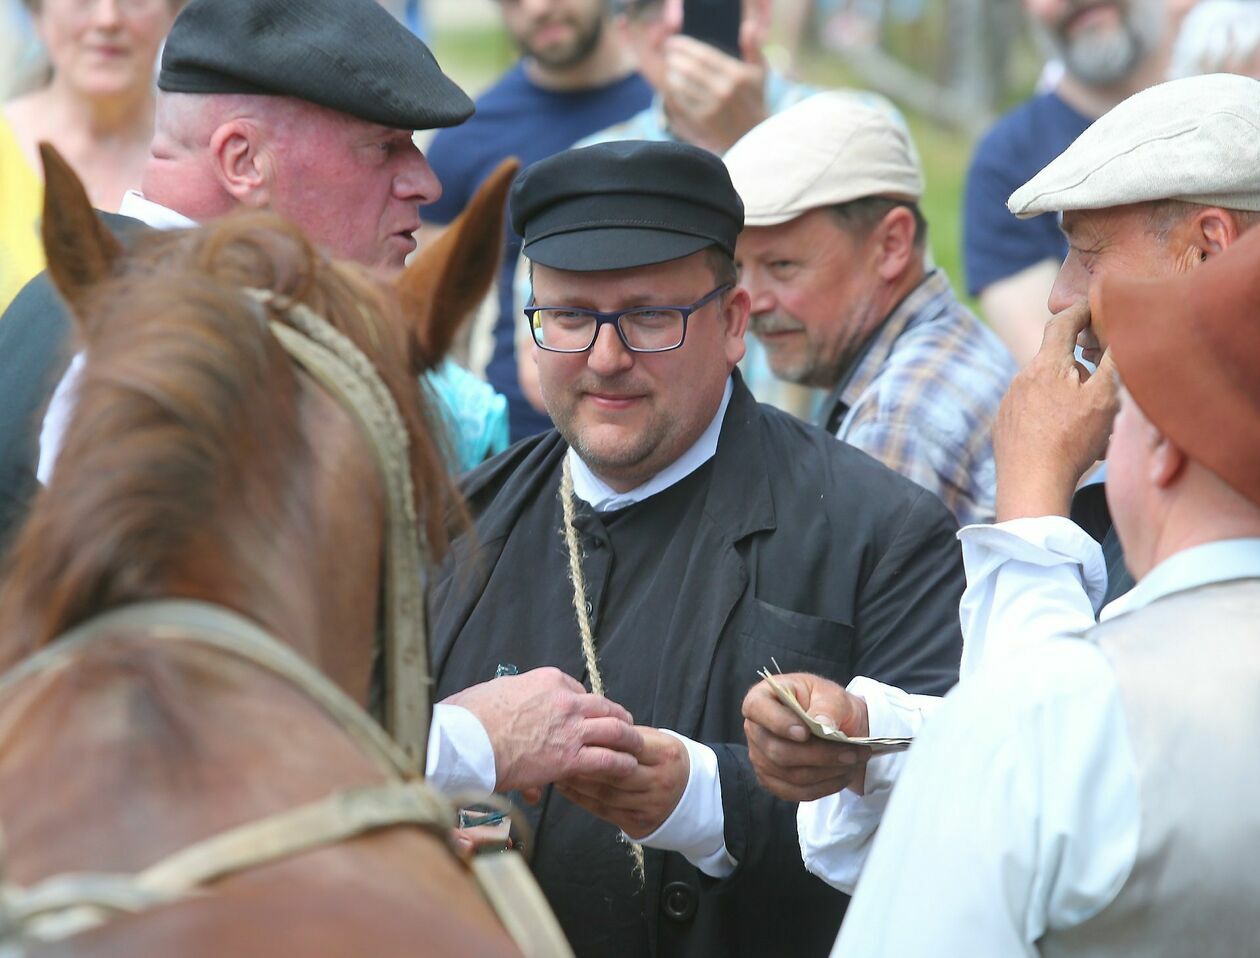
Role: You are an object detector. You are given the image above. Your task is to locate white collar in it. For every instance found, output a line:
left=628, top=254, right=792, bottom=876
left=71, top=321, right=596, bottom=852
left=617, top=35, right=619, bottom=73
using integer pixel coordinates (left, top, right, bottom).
left=567, top=377, right=733, bottom=513
left=1100, top=537, right=1260, bottom=622
left=117, top=190, right=197, bottom=231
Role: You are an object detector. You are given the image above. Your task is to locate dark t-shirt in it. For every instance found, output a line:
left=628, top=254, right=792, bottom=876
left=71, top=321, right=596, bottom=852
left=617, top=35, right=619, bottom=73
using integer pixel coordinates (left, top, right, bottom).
left=424, top=63, right=652, bottom=441
left=963, top=90, right=1091, bottom=296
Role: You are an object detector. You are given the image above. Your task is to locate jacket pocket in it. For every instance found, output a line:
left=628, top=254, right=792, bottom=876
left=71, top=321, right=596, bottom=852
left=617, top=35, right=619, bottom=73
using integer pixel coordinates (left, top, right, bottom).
left=741, top=598, right=855, bottom=677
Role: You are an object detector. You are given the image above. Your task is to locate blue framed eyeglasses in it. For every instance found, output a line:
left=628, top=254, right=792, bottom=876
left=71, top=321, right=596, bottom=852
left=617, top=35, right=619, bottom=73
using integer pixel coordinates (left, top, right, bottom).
left=525, top=284, right=732, bottom=354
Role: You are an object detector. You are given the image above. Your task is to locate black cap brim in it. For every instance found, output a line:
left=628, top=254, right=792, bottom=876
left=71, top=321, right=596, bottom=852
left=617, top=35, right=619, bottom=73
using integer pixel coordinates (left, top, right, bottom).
left=524, top=228, right=714, bottom=272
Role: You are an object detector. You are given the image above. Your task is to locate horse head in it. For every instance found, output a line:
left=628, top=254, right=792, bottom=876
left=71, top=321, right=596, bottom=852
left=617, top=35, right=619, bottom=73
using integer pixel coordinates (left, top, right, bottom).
left=0, top=146, right=519, bottom=715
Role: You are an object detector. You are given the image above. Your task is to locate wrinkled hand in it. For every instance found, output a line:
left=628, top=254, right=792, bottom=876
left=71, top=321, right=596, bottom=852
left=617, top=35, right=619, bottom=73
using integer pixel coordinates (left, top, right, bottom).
left=994, top=301, right=1119, bottom=522
left=662, top=27, right=768, bottom=152
left=442, top=667, right=643, bottom=795
left=556, top=727, right=688, bottom=839
left=742, top=673, right=870, bottom=802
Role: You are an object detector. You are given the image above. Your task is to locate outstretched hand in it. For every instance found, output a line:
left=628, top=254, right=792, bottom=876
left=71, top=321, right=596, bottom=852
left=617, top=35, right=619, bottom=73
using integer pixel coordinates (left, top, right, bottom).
left=742, top=673, right=870, bottom=802
left=994, top=300, right=1119, bottom=522
left=442, top=667, right=643, bottom=795
left=556, top=727, right=689, bottom=839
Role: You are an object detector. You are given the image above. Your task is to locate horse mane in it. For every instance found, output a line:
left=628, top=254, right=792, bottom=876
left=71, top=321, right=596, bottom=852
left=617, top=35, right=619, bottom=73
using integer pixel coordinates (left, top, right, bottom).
left=0, top=212, right=460, bottom=670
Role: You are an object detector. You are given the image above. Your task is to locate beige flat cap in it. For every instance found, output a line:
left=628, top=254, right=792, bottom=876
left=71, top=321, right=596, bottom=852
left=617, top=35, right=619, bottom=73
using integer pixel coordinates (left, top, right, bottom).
left=724, top=91, right=924, bottom=227
left=1008, top=73, right=1260, bottom=219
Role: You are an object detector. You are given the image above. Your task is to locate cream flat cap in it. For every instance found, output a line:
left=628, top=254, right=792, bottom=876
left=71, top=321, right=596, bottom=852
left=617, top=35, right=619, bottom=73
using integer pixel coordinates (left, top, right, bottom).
left=1008, top=73, right=1260, bottom=219
left=724, top=91, right=924, bottom=227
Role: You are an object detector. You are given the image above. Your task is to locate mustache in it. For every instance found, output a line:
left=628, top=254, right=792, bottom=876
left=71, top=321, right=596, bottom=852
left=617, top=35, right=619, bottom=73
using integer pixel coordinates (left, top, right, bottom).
left=750, top=312, right=805, bottom=335
left=573, top=373, right=652, bottom=395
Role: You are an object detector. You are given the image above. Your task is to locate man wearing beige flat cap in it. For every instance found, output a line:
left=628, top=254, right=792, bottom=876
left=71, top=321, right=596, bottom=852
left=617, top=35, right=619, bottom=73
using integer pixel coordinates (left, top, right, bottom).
left=833, top=214, right=1260, bottom=957
left=740, top=73, right=1260, bottom=926
left=725, top=92, right=1016, bottom=527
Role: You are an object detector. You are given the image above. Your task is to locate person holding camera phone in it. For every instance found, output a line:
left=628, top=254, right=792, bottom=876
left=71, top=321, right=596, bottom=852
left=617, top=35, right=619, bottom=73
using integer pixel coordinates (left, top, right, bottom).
left=580, top=0, right=817, bottom=153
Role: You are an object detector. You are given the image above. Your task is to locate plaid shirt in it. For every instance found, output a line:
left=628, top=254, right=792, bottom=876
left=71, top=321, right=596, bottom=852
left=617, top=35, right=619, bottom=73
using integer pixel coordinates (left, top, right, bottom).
left=817, top=270, right=1015, bottom=526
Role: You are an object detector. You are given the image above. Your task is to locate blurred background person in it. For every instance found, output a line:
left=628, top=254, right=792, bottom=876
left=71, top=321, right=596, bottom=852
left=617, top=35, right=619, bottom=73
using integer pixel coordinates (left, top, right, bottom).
left=1, top=0, right=180, bottom=311
left=963, top=0, right=1194, bottom=367
left=1168, top=0, right=1260, bottom=77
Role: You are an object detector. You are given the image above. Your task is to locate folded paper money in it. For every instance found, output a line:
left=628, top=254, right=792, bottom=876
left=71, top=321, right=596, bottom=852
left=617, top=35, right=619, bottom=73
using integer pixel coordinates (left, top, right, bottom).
left=757, top=668, right=913, bottom=753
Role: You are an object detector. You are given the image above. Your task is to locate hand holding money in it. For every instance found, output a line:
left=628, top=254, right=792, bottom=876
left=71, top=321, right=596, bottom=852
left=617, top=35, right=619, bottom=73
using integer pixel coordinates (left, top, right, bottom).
left=742, top=671, right=876, bottom=802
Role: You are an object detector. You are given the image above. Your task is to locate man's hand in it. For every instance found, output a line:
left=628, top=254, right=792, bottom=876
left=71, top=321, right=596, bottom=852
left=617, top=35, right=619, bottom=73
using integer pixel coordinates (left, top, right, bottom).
left=994, top=301, right=1119, bottom=522
left=661, top=28, right=768, bottom=153
left=442, top=667, right=643, bottom=795
left=556, top=727, right=689, bottom=838
left=742, top=673, right=871, bottom=802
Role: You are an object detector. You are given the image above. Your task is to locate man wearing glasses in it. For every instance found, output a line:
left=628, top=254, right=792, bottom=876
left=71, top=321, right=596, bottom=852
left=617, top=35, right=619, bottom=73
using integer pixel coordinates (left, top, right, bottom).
left=430, top=139, right=965, bottom=957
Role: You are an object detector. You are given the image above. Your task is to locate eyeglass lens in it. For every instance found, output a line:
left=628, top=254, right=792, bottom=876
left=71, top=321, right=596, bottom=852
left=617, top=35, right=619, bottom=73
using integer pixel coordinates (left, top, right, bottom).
left=532, top=307, right=686, bottom=352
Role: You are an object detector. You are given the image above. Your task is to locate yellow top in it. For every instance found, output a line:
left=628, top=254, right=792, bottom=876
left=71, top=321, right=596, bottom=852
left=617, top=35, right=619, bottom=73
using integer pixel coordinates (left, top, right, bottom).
left=0, top=115, right=43, bottom=314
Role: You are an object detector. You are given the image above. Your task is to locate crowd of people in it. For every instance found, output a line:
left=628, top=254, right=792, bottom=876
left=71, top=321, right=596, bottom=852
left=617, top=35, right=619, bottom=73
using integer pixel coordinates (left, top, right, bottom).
left=1, top=0, right=1259, bottom=955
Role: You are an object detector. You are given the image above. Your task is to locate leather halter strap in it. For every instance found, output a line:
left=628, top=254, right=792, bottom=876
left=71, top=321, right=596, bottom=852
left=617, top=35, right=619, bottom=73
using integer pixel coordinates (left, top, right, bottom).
left=0, top=601, right=576, bottom=957
left=2, top=781, right=452, bottom=943
left=245, top=287, right=432, bottom=767
left=0, top=600, right=414, bottom=778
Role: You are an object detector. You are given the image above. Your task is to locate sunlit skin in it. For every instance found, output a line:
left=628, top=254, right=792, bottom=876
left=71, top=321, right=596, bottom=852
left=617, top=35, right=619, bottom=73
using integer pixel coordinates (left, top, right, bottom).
left=1053, top=204, right=1239, bottom=358
left=736, top=206, right=918, bottom=389
left=992, top=202, right=1247, bottom=524
left=532, top=250, right=749, bottom=492
left=262, top=111, right=440, bottom=273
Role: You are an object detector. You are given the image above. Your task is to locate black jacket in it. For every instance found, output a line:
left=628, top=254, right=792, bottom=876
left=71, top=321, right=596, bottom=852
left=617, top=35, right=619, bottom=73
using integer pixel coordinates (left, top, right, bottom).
left=0, top=212, right=148, bottom=556
left=431, top=375, right=965, bottom=958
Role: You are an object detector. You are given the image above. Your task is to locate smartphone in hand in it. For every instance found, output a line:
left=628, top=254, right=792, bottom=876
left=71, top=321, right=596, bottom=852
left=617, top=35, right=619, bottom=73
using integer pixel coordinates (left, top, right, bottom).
left=681, top=0, right=742, bottom=57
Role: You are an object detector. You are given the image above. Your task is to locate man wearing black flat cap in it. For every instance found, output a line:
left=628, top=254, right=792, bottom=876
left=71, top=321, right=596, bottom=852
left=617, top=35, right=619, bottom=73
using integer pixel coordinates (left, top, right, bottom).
left=0, top=0, right=471, bottom=556
left=0, top=0, right=641, bottom=811
left=430, top=139, right=965, bottom=957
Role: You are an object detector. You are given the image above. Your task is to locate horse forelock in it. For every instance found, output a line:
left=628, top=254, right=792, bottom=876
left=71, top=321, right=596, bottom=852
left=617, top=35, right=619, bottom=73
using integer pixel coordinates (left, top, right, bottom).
left=0, top=211, right=459, bottom=670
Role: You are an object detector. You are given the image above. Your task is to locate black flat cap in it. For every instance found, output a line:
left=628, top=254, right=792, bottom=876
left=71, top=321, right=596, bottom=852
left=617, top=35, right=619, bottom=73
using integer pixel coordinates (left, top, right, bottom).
left=511, top=140, right=744, bottom=271
left=158, top=0, right=473, bottom=130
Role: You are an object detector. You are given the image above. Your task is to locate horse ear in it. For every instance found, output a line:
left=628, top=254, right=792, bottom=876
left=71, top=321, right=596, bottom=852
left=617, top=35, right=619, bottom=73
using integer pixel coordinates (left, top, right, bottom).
left=398, top=157, right=520, bottom=371
left=40, top=142, right=123, bottom=317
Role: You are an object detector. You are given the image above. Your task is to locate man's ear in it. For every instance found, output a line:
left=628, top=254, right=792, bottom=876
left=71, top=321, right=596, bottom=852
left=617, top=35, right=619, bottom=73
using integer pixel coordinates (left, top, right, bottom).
left=39, top=142, right=123, bottom=324
left=1189, top=207, right=1242, bottom=264
left=208, top=119, right=271, bottom=208
left=396, top=158, right=519, bottom=372
left=722, top=286, right=750, bottom=368
left=1149, top=427, right=1186, bottom=489
left=874, top=206, right=916, bottom=282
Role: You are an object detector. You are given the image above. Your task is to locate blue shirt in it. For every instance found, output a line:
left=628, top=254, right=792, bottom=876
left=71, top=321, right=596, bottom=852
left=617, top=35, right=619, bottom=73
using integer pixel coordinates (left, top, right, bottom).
left=962, top=91, right=1091, bottom=296
left=424, top=63, right=652, bottom=442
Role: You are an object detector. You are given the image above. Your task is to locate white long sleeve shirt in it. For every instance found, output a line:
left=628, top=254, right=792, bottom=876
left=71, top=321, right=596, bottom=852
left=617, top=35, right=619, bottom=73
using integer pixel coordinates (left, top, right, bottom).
left=798, top=516, right=1109, bottom=891
left=832, top=537, right=1260, bottom=955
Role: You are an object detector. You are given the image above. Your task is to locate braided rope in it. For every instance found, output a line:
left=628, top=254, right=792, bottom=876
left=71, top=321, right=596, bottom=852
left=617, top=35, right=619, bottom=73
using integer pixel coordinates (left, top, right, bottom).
left=242, top=287, right=431, bottom=767
left=558, top=456, right=645, bottom=881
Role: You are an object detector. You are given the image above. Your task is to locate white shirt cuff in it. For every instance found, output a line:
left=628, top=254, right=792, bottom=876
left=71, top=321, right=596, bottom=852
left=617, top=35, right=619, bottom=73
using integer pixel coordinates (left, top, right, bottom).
left=634, top=730, right=736, bottom=878
left=425, top=703, right=497, bottom=798
left=957, top=517, right=1106, bottom=679
left=959, top=517, right=1108, bottom=607
left=796, top=676, right=939, bottom=893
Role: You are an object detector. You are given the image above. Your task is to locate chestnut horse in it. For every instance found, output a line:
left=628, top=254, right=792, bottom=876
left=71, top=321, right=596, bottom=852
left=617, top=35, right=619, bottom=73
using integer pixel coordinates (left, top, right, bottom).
left=0, top=150, right=560, bottom=957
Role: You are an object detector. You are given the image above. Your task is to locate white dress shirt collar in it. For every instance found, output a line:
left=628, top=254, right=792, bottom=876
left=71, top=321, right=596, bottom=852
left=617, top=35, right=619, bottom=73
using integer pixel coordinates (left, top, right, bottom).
left=117, top=190, right=197, bottom=230
left=1101, top=537, right=1260, bottom=622
left=567, top=377, right=733, bottom=513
